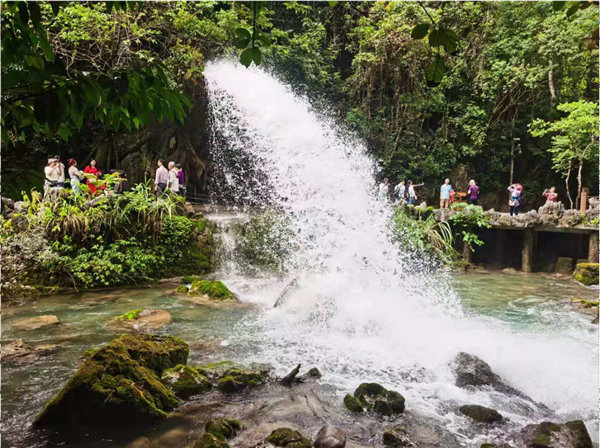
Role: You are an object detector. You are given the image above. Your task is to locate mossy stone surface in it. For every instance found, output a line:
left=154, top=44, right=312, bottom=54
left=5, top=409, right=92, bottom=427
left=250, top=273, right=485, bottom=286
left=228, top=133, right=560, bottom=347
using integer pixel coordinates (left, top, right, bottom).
left=193, top=433, right=230, bottom=448
left=205, top=417, right=241, bottom=440
left=343, top=393, right=363, bottom=413
left=195, top=361, right=268, bottom=393
left=189, top=280, right=235, bottom=301
left=265, top=428, right=312, bottom=447
left=161, top=364, right=211, bottom=399
left=573, top=262, right=599, bottom=286
left=34, top=334, right=188, bottom=427
left=345, top=382, right=405, bottom=416
left=459, top=404, right=503, bottom=424
left=175, top=285, right=188, bottom=293
left=117, top=308, right=144, bottom=320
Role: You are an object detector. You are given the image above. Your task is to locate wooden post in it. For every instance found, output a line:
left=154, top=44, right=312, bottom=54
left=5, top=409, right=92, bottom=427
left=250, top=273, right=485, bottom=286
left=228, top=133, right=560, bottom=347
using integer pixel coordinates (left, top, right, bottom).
left=522, top=228, right=535, bottom=272
left=581, top=187, right=589, bottom=213
left=589, top=231, right=599, bottom=263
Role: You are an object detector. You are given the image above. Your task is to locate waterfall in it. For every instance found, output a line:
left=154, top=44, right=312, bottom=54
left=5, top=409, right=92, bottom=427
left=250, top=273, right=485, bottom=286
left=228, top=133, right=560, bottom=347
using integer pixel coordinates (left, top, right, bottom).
left=204, top=60, right=597, bottom=443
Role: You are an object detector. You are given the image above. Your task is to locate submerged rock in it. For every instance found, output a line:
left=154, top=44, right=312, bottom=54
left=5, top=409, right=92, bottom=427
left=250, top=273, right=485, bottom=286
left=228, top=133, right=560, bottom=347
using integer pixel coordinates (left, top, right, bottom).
left=106, top=308, right=172, bottom=332
left=518, top=420, right=592, bottom=448
left=2, top=339, right=59, bottom=363
left=189, top=280, right=237, bottom=301
left=13, top=314, right=60, bottom=331
left=205, top=417, right=242, bottom=440
left=555, top=257, right=574, bottom=274
left=161, top=364, right=211, bottom=398
left=383, top=426, right=416, bottom=447
left=343, top=382, right=405, bottom=416
left=573, top=262, right=599, bottom=286
left=313, top=424, right=346, bottom=448
left=34, top=334, right=188, bottom=427
left=265, top=428, right=312, bottom=448
left=458, top=404, right=503, bottom=424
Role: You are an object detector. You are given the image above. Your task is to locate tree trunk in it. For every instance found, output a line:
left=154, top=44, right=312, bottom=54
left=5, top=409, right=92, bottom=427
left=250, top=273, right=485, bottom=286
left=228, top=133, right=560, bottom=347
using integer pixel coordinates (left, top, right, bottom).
left=575, top=157, right=583, bottom=210
left=565, top=159, right=574, bottom=209
left=548, top=61, right=557, bottom=106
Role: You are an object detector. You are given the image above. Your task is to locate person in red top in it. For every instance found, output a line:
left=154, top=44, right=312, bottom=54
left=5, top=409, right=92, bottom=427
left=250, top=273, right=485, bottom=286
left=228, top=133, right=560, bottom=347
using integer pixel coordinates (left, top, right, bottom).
left=542, top=186, right=558, bottom=204
left=84, top=160, right=104, bottom=195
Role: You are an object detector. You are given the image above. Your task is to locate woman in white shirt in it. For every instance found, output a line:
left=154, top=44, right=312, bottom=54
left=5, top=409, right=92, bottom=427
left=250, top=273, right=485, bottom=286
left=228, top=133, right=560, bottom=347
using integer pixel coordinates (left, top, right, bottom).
left=67, top=158, right=84, bottom=194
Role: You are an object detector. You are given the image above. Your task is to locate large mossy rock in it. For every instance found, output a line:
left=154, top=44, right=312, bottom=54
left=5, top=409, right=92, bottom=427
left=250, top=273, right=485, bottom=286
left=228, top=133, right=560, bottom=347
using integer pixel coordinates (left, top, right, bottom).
left=189, top=280, right=235, bottom=300
left=196, top=360, right=269, bottom=393
left=459, top=404, right=503, bottom=424
left=193, top=417, right=241, bottom=448
left=343, top=382, right=405, bottom=416
left=573, top=262, right=599, bottom=286
left=161, top=364, right=211, bottom=398
left=266, top=428, right=312, bottom=448
left=34, top=334, right=189, bottom=427
left=106, top=308, right=172, bottom=333
left=518, top=420, right=592, bottom=448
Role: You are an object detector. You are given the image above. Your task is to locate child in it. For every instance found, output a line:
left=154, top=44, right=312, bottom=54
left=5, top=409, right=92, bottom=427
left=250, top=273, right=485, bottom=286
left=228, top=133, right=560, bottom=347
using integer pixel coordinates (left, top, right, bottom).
left=508, top=184, right=522, bottom=216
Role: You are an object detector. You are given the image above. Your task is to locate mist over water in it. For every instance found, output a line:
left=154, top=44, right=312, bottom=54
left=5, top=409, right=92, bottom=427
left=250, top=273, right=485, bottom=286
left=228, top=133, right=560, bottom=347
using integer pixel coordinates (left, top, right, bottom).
left=204, top=60, right=598, bottom=444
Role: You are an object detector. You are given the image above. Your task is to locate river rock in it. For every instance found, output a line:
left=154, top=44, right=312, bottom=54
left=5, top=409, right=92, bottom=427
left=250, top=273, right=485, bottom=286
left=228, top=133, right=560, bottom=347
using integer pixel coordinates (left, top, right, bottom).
left=383, top=426, right=416, bottom=447
left=343, top=382, right=405, bottom=416
left=2, top=339, right=59, bottom=363
left=458, top=404, right=503, bottom=424
left=196, top=360, right=269, bottom=393
left=573, top=262, right=599, bottom=286
left=161, top=364, right=211, bottom=398
left=188, top=280, right=237, bottom=301
left=451, top=352, right=521, bottom=395
left=296, top=367, right=322, bottom=382
left=34, top=334, right=188, bottom=427
left=480, top=444, right=515, bottom=448
left=518, top=420, right=592, bottom=448
left=266, top=428, right=312, bottom=448
left=13, top=314, right=60, bottom=331
left=555, top=257, right=574, bottom=273
left=314, top=424, right=346, bottom=448
left=106, top=308, right=172, bottom=332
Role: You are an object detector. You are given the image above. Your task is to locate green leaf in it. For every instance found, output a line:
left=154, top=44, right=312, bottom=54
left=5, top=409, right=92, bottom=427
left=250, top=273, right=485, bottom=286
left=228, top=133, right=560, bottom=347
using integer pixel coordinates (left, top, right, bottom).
left=37, top=30, right=55, bottom=61
left=235, top=36, right=251, bottom=49
left=411, top=23, right=430, bottom=39
left=328, top=1, right=339, bottom=6
left=566, top=2, right=580, bottom=16
left=235, top=27, right=252, bottom=40
left=28, top=3, right=42, bottom=26
left=552, top=1, right=566, bottom=11
left=428, top=28, right=442, bottom=47
left=433, top=28, right=460, bottom=53
left=257, top=33, right=271, bottom=47
left=240, top=48, right=253, bottom=68
left=56, top=124, right=72, bottom=142
left=252, top=47, right=262, bottom=65
left=425, top=55, right=445, bottom=84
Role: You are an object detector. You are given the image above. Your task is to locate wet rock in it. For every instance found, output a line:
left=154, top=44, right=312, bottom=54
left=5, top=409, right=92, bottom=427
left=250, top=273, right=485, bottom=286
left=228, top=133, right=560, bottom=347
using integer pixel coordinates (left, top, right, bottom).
left=573, top=262, right=599, bottom=286
left=161, top=364, right=211, bottom=398
left=281, top=364, right=301, bottom=386
left=451, top=352, right=520, bottom=395
left=205, top=417, right=241, bottom=440
left=313, top=424, right=346, bottom=448
left=501, top=267, right=517, bottom=274
left=344, top=383, right=405, bottom=416
left=193, top=433, right=230, bottom=448
left=383, top=426, right=416, bottom=447
left=79, top=292, right=123, bottom=305
left=13, top=314, right=60, bottom=331
left=458, top=405, right=503, bottom=424
left=196, top=360, right=269, bottom=393
left=296, top=367, right=322, bottom=383
left=265, top=428, right=312, bottom=448
left=106, top=309, right=172, bottom=332
left=34, top=334, right=188, bottom=427
left=480, top=444, right=515, bottom=448
left=2, top=339, right=59, bottom=363
left=559, top=210, right=582, bottom=227
left=518, top=420, right=592, bottom=448
left=188, top=280, right=237, bottom=301
left=555, top=257, right=574, bottom=274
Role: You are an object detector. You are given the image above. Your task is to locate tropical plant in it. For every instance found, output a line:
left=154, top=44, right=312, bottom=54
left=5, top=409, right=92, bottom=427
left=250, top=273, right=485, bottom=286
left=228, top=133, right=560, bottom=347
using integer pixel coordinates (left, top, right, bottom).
left=448, top=203, right=491, bottom=251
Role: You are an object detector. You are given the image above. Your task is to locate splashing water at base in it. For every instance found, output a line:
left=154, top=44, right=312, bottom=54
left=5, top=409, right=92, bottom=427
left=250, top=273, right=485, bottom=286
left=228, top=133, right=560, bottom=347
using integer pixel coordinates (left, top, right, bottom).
left=204, top=60, right=598, bottom=444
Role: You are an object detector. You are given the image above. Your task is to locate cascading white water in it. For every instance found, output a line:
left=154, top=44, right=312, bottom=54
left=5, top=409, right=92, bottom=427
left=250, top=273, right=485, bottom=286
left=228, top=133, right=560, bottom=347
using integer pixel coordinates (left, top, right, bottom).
left=204, top=60, right=598, bottom=445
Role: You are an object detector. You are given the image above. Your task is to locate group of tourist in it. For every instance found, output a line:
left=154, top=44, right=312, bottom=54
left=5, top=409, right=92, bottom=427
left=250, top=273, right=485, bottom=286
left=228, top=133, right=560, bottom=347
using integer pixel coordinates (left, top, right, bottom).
left=44, top=156, right=108, bottom=196
left=154, top=159, right=186, bottom=198
left=379, top=176, right=559, bottom=216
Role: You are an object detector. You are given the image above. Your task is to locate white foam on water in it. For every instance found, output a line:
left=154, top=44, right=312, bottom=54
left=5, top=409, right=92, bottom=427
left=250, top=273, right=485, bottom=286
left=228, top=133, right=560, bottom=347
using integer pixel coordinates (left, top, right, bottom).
left=204, top=59, right=598, bottom=444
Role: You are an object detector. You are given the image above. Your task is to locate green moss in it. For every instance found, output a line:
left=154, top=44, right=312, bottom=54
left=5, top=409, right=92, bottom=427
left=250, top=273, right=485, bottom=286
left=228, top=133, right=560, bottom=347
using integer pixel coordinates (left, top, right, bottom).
left=573, top=262, right=599, bottom=286
left=193, top=433, right=230, bottom=448
left=189, top=280, right=234, bottom=300
left=373, top=399, right=393, bottom=416
left=343, top=393, right=363, bottom=413
left=205, top=417, right=241, bottom=440
left=182, top=275, right=203, bottom=284
left=175, top=285, right=188, bottom=293
left=34, top=334, right=189, bottom=427
left=117, top=308, right=144, bottom=320
left=265, top=428, right=312, bottom=447
left=161, top=364, right=211, bottom=399
left=196, top=361, right=237, bottom=379
left=195, top=218, right=207, bottom=234
left=216, top=367, right=267, bottom=393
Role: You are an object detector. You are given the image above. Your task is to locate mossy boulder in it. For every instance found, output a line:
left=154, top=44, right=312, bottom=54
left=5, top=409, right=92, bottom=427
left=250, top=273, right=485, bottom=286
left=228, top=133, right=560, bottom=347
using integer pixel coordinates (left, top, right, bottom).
left=182, top=275, right=203, bottom=284
left=344, top=382, right=405, bottom=416
left=161, top=364, right=211, bottom=398
left=107, top=308, right=172, bottom=332
left=480, top=444, right=515, bottom=448
left=518, top=420, right=592, bottom=448
left=383, top=426, right=414, bottom=447
left=196, top=361, right=269, bottom=393
left=189, top=280, right=235, bottom=301
left=459, top=404, right=503, bottom=424
left=34, top=334, right=188, bottom=427
left=573, top=262, right=599, bottom=286
left=175, top=285, right=189, bottom=293
left=193, top=433, right=230, bottom=448
left=265, top=428, right=312, bottom=448
left=205, top=417, right=241, bottom=439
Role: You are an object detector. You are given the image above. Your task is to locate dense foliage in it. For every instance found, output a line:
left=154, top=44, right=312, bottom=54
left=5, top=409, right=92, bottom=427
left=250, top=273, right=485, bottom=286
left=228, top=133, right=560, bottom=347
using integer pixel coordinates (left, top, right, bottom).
left=1, top=184, right=213, bottom=296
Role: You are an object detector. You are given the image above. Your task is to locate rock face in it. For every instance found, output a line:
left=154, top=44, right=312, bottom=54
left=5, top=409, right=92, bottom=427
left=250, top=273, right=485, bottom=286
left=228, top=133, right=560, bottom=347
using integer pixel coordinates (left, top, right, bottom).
left=313, top=424, right=346, bottom=448
left=343, top=383, right=405, bottom=416
left=458, top=405, right=503, bottom=424
left=161, top=364, right=211, bottom=398
left=2, top=339, right=59, bottom=363
left=518, top=420, right=592, bottom=448
left=451, top=352, right=523, bottom=397
left=265, top=428, right=312, bottom=448
left=573, top=262, right=599, bottom=286
left=193, top=417, right=241, bottom=448
left=12, top=315, right=60, bottom=331
left=106, top=308, right=172, bottom=332
left=34, top=334, right=189, bottom=427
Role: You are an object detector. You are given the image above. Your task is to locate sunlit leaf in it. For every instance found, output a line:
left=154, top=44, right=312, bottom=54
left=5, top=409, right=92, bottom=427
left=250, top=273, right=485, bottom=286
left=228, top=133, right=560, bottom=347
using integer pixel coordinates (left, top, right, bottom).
left=411, top=23, right=430, bottom=39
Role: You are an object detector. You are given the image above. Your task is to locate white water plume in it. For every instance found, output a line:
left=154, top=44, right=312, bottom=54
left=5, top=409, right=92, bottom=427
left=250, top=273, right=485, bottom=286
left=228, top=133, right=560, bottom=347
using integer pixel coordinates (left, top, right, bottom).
left=204, top=60, right=598, bottom=445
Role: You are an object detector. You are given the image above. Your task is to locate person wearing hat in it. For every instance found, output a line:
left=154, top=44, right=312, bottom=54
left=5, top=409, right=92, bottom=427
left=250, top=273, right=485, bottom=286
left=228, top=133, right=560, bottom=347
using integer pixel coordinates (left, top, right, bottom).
left=44, top=157, right=62, bottom=196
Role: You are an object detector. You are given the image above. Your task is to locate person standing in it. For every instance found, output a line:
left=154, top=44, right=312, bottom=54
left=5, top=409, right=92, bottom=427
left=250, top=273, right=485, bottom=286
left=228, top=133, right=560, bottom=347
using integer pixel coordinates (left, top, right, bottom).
left=44, top=157, right=61, bottom=196
left=542, top=186, right=558, bottom=204
left=155, top=159, right=168, bottom=197
left=167, top=161, right=179, bottom=194
left=440, top=178, right=452, bottom=209
left=394, top=181, right=406, bottom=203
left=176, top=163, right=186, bottom=197
left=407, top=180, right=417, bottom=205
left=467, top=179, right=480, bottom=205
left=54, top=155, right=65, bottom=189
left=378, top=178, right=390, bottom=201
left=84, top=160, right=102, bottom=195
left=67, top=159, right=84, bottom=194
left=508, top=183, right=522, bottom=216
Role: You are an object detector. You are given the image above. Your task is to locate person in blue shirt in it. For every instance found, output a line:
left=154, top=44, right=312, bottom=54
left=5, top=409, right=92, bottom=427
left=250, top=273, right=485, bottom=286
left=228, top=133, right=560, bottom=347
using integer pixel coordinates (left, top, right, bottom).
left=440, top=178, right=452, bottom=209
